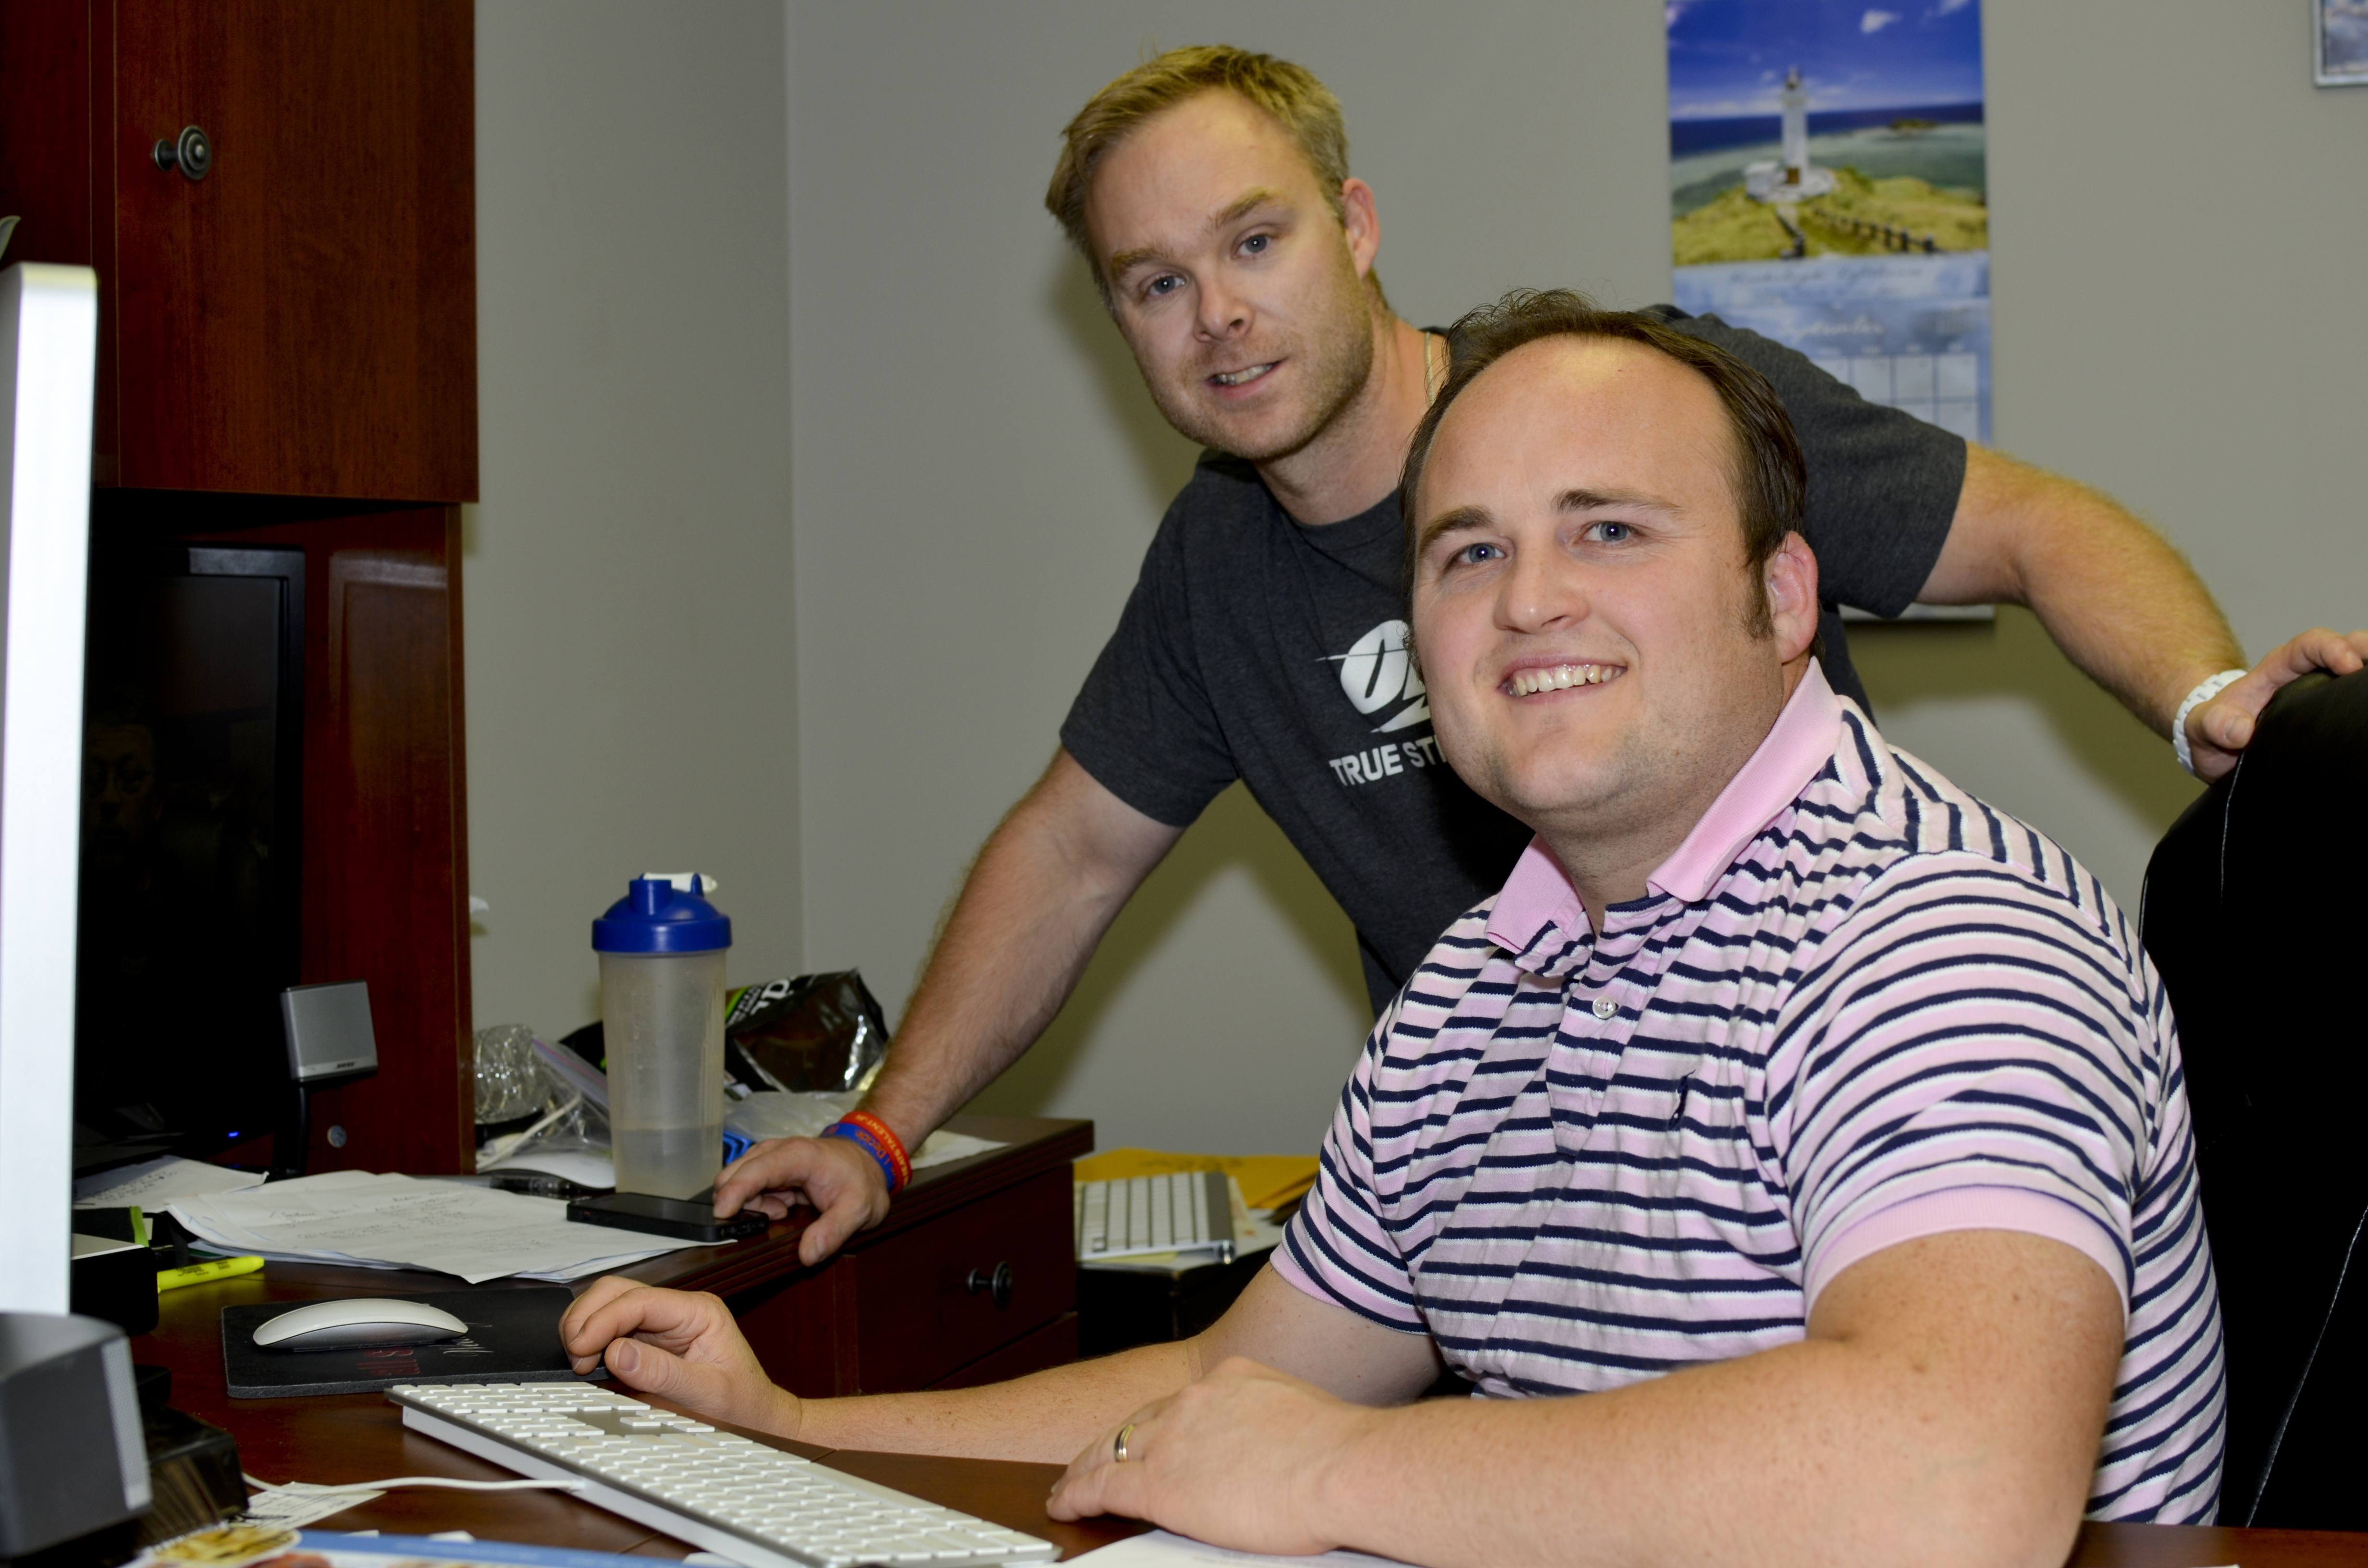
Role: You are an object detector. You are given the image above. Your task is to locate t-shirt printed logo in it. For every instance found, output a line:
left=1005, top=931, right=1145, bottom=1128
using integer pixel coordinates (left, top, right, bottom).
left=1333, top=619, right=1430, bottom=733
left=1325, top=619, right=1443, bottom=788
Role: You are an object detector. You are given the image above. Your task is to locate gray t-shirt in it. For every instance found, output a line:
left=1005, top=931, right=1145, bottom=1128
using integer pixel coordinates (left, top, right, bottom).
left=1060, top=308, right=1965, bottom=1011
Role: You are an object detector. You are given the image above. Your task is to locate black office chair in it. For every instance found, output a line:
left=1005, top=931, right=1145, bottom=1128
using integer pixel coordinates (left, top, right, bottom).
left=2141, top=666, right=2367, bottom=1529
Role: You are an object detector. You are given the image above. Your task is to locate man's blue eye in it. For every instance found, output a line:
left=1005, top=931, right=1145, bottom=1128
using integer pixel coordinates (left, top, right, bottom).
left=1241, top=234, right=1270, bottom=255
left=1455, top=542, right=1504, bottom=566
left=1146, top=275, right=1181, bottom=297
left=1589, top=521, right=1632, bottom=543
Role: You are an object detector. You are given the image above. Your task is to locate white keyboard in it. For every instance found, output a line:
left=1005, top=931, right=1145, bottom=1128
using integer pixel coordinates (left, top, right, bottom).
left=1073, top=1171, right=1234, bottom=1262
left=389, top=1381, right=1056, bottom=1568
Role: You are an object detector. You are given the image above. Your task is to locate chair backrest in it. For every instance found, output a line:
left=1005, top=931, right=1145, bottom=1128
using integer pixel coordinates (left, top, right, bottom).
left=2141, top=667, right=2368, bottom=1529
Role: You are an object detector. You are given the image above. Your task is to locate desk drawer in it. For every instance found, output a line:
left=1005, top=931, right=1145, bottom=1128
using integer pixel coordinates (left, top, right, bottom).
left=851, top=1166, right=1074, bottom=1393
left=734, top=1164, right=1078, bottom=1397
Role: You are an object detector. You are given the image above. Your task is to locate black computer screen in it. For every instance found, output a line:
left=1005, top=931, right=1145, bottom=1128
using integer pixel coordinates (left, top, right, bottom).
left=77, top=546, right=305, bottom=1153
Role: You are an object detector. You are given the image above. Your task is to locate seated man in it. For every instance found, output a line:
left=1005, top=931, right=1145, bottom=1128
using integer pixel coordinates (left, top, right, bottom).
left=562, top=292, right=2224, bottom=1565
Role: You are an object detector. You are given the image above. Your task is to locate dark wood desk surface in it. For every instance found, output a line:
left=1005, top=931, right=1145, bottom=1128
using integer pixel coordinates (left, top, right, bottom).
left=127, top=1112, right=2368, bottom=1566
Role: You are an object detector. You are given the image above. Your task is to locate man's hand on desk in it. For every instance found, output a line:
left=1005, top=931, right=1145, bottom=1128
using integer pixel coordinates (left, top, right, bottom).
left=1047, top=1356, right=1370, bottom=1557
left=714, top=1133, right=893, bottom=1266
left=560, top=1277, right=800, bottom=1437
left=2186, top=626, right=2368, bottom=782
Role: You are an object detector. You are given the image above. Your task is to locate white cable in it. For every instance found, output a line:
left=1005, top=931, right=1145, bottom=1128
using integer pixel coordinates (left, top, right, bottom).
left=475, top=1091, right=584, bottom=1169
left=245, top=1472, right=582, bottom=1496
left=2171, top=667, right=2248, bottom=777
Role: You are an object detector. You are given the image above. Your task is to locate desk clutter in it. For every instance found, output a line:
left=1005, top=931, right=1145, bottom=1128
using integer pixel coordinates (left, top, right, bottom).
left=472, top=970, right=1006, bottom=1196
left=133, top=1529, right=751, bottom=1568
left=164, top=1171, right=703, bottom=1284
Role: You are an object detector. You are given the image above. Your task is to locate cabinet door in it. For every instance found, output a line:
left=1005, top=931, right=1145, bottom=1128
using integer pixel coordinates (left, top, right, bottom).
left=112, top=0, right=477, bottom=501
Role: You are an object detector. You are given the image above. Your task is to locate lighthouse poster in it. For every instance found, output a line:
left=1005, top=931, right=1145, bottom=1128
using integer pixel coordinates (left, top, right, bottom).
left=1668, top=0, right=1990, bottom=443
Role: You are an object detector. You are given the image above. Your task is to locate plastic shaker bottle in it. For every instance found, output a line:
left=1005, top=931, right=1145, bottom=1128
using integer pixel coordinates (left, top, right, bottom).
left=592, top=874, right=732, bottom=1200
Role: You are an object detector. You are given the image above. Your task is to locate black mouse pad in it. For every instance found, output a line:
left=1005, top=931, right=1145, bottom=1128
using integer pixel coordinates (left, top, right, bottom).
left=221, top=1286, right=608, bottom=1398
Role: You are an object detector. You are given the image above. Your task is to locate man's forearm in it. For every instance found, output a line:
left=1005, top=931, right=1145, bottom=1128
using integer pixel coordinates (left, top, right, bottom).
left=798, top=1338, right=1194, bottom=1465
left=1308, top=1337, right=2068, bottom=1568
left=859, top=749, right=1181, bottom=1150
left=1296, top=1234, right=2118, bottom=1568
left=1921, top=445, right=2244, bottom=736
left=1048, top=1235, right=2121, bottom=1568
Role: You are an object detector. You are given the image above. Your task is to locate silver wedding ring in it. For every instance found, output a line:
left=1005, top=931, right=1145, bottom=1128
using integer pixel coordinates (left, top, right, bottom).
left=1113, top=1421, right=1137, bottom=1463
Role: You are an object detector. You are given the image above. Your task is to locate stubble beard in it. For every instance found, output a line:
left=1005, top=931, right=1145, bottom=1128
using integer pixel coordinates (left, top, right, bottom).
left=1138, top=273, right=1379, bottom=465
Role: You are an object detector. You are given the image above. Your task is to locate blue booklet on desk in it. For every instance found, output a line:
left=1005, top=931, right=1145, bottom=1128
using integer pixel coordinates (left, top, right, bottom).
left=220, top=1287, right=606, bottom=1398
left=139, top=1528, right=684, bottom=1568
left=295, top=1533, right=670, bottom=1568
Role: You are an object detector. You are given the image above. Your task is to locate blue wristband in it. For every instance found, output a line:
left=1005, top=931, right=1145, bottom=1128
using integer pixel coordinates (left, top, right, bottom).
left=823, top=1119, right=899, bottom=1191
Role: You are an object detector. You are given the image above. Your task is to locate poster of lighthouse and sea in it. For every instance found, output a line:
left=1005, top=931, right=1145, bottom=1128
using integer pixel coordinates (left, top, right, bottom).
left=1667, top=0, right=1990, bottom=444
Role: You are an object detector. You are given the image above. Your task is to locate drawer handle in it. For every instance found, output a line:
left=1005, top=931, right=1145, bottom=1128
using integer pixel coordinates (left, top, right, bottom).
left=965, top=1261, right=1014, bottom=1309
left=153, top=125, right=213, bottom=181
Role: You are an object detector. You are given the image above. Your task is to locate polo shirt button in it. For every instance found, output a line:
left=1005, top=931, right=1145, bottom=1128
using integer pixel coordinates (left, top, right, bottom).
left=1591, top=996, right=1616, bottom=1020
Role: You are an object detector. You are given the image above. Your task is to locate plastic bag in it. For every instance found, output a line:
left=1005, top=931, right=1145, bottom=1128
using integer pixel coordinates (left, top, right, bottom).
left=473, top=1023, right=546, bottom=1124
left=722, top=971, right=891, bottom=1095
left=473, top=1029, right=613, bottom=1181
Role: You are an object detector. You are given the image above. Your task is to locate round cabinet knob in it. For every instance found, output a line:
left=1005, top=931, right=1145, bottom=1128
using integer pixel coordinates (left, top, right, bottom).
left=964, top=1261, right=1015, bottom=1309
left=153, top=124, right=213, bottom=181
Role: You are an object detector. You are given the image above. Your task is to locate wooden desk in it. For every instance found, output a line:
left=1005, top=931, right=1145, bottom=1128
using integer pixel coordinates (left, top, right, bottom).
left=134, top=1298, right=2368, bottom=1568
left=134, top=1114, right=1088, bottom=1425
left=127, top=1109, right=2368, bottom=1566
left=131, top=1328, right=2368, bottom=1568
left=117, top=1333, right=2368, bottom=1568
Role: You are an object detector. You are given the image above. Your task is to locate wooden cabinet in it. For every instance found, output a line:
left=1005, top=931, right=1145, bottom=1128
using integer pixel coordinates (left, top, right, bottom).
left=0, top=0, right=477, bottom=501
left=98, top=490, right=477, bottom=1176
left=0, top=4, right=481, bottom=1171
left=632, top=1117, right=1095, bottom=1398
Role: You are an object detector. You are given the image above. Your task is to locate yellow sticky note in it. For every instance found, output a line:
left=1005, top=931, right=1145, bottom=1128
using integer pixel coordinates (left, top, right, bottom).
left=1073, top=1148, right=1320, bottom=1212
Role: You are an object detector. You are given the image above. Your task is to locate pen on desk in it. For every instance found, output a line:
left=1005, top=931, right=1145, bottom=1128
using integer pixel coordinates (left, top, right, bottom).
left=157, top=1255, right=266, bottom=1293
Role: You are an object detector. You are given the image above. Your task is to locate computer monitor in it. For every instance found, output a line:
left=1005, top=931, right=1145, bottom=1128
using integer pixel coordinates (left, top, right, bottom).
left=76, top=541, right=305, bottom=1154
left=0, top=263, right=99, bottom=1317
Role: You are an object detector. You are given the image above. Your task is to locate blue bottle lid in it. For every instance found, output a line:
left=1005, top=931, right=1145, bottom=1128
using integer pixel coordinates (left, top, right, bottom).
left=593, top=874, right=733, bottom=954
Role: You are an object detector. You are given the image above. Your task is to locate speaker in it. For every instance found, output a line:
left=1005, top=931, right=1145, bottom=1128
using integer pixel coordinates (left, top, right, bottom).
left=280, top=981, right=377, bottom=1088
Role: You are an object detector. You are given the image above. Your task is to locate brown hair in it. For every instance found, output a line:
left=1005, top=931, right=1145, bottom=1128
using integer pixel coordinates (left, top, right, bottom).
left=1045, top=46, right=1357, bottom=305
left=1400, top=289, right=1811, bottom=637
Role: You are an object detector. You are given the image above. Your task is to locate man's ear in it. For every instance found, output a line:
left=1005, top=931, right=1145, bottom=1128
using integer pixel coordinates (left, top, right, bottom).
left=1340, top=177, right=1381, bottom=279
left=1764, top=531, right=1821, bottom=663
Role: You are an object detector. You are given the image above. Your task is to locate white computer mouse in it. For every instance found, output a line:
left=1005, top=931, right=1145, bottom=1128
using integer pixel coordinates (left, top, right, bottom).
left=254, top=1297, right=471, bottom=1352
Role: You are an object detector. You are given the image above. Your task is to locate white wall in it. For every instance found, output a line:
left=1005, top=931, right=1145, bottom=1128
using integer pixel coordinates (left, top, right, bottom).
left=467, top=2, right=801, bottom=1040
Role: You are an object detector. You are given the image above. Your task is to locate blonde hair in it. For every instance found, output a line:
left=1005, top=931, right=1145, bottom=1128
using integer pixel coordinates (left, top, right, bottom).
left=1045, top=45, right=1357, bottom=304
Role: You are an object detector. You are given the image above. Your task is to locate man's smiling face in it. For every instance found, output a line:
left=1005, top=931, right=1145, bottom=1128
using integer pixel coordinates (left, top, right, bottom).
left=1083, top=90, right=1378, bottom=463
left=1410, top=335, right=1816, bottom=851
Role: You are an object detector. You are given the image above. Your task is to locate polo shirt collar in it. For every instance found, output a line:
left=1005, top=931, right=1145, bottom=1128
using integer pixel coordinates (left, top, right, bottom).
left=1484, top=661, right=1844, bottom=961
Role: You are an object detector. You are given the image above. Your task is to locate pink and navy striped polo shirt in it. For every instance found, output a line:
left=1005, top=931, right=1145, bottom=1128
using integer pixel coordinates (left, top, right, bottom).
left=1276, top=662, right=2225, bottom=1523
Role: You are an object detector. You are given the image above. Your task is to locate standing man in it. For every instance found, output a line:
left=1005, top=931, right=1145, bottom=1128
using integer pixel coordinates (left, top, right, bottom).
left=725, top=46, right=2367, bottom=1260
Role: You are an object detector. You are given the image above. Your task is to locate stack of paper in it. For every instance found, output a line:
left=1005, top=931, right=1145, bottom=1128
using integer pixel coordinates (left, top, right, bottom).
left=165, top=1171, right=703, bottom=1284
left=74, top=1153, right=269, bottom=1209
